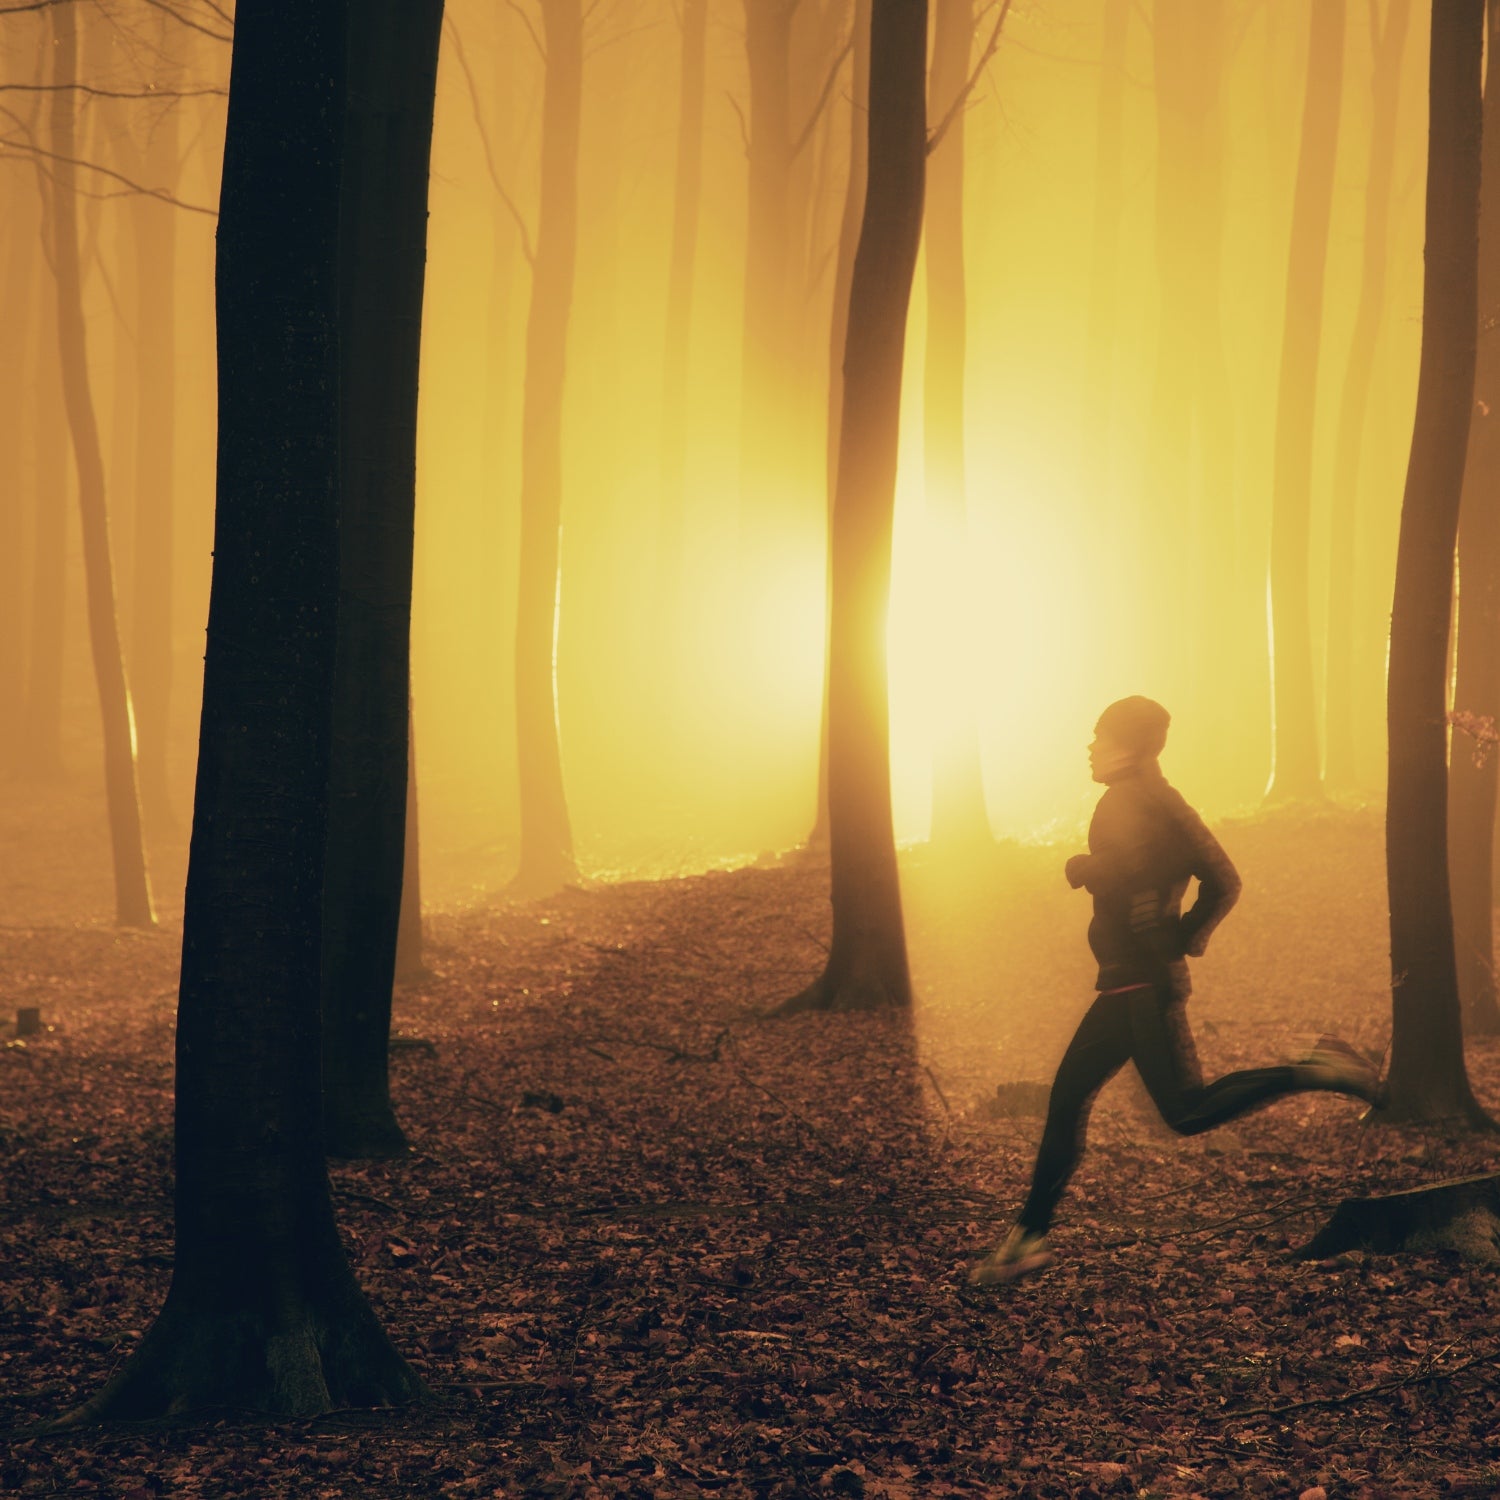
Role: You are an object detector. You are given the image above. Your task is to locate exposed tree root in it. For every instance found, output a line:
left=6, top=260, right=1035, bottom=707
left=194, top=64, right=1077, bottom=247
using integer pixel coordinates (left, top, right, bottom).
left=40, top=1280, right=430, bottom=1429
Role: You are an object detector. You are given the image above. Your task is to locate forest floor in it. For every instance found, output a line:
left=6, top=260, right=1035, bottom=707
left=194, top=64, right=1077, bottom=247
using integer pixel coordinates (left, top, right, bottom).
left=3, top=794, right=1500, bottom=1498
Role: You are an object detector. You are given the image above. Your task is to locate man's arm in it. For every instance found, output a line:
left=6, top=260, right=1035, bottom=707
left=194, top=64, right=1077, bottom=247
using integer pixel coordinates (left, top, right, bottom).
left=1175, top=804, right=1241, bottom=956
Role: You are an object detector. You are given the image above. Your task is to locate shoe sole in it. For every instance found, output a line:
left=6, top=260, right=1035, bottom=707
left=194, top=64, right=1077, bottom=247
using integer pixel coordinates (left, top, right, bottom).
left=967, top=1249, right=1056, bottom=1286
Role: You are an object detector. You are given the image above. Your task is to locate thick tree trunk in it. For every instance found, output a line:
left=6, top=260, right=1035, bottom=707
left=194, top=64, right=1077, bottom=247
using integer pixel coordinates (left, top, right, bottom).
left=925, top=0, right=989, bottom=849
left=1326, top=1, right=1410, bottom=795
left=1382, top=0, right=1492, bottom=1129
left=60, top=0, right=425, bottom=1424
left=128, top=13, right=184, bottom=836
left=806, top=0, right=870, bottom=853
left=48, top=3, right=155, bottom=929
left=1266, top=2, right=1345, bottom=803
left=779, top=0, right=925, bottom=1015
left=658, top=0, right=708, bottom=624
left=512, top=0, right=582, bottom=898
left=1448, top=0, right=1500, bottom=1039
left=321, top=0, right=444, bottom=1161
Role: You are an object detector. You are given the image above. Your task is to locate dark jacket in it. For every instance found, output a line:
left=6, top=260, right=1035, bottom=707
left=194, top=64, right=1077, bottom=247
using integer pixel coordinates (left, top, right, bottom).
left=1066, top=762, right=1241, bottom=997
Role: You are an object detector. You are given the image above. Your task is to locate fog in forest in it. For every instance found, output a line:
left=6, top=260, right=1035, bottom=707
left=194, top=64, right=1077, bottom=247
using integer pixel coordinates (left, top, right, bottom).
left=2, top=0, right=1430, bottom=904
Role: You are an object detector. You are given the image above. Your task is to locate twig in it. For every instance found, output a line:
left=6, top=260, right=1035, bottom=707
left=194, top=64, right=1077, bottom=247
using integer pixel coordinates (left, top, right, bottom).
left=1221, top=1340, right=1498, bottom=1421
left=927, top=0, right=1014, bottom=157
left=790, top=30, right=853, bottom=160
left=443, top=13, right=536, bottom=266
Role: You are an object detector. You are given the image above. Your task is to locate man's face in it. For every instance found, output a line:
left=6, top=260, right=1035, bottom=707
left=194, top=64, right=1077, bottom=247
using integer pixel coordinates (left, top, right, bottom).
left=1088, top=729, right=1136, bottom=784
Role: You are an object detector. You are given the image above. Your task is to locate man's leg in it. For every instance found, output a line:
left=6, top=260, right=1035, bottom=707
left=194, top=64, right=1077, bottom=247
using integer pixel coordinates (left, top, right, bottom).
left=1013, top=991, right=1137, bottom=1234
left=1127, top=986, right=1378, bottom=1136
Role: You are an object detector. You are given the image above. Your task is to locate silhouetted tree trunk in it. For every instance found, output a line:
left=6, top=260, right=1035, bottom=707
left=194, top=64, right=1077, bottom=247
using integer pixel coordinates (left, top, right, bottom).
left=925, top=0, right=989, bottom=848
left=659, top=0, right=708, bottom=627
left=321, top=0, right=444, bottom=1161
left=512, top=0, right=582, bottom=897
left=1267, top=1, right=1344, bottom=803
left=395, top=706, right=425, bottom=982
left=1383, top=0, right=1492, bottom=1129
left=1326, top=1, right=1410, bottom=794
left=1449, top=0, right=1500, bottom=1039
left=807, top=0, right=870, bottom=852
left=780, top=0, right=925, bottom=1015
left=60, top=0, right=427, bottom=1424
left=48, top=2, right=155, bottom=928
left=127, top=12, right=186, bottom=836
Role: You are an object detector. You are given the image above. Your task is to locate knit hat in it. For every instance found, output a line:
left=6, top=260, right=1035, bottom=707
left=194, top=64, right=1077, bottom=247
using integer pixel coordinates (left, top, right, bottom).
left=1095, top=696, right=1170, bottom=759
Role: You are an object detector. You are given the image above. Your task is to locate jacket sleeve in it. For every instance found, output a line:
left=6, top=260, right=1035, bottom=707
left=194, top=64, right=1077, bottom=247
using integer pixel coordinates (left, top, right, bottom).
left=1173, top=801, right=1241, bottom=956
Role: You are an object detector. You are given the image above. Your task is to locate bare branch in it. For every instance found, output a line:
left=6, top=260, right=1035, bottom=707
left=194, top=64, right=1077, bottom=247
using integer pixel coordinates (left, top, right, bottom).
left=0, top=82, right=225, bottom=99
left=927, top=0, right=1014, bottom=157
left=0, top=134, right=215, bottom=214
left=136, top=0, right=232, bottom=43
left=790, top=28, right=852, bottom=161
left=443, top=13, right=535, bottom=265
left=725, top=88, right=749, bottom=156
left=505, top=0, right=547, bottom=63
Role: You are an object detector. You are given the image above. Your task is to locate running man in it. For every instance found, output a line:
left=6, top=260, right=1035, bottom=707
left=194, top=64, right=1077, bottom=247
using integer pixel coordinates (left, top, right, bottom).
left=970, top=696, right=1382, bottom=1286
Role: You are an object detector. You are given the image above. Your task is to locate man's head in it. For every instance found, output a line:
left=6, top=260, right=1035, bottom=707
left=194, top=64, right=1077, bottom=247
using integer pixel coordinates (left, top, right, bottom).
left=1089, top=696, right=1170, bottom=783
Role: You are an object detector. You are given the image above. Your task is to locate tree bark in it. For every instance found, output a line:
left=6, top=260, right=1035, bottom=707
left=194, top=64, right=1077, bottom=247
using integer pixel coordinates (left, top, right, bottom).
left=779, top=0, right=925, bottom=1015
left=1382, top=0, right=1493, bottom=1129
left=1266, top=2, right=1345, bottom=803
left=48, top=2, right=156, bottom=928
left=1448, top=0, right=1500, bottom=1038
left=924, top=0, right=989, bottom=848
left=1326, top=2, right=1410, bottom=796
left=512, top=0, right=583, bottom=897
left=806, top=0, right=870, bottom=852
left=321, top=0, right=444, bottom=1161
left=60, top=0, right=426, bottom=1423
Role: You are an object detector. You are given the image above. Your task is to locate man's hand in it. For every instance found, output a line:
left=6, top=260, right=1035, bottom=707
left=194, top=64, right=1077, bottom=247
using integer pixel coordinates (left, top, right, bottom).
left=1064, top=854, right=1090, bottom=890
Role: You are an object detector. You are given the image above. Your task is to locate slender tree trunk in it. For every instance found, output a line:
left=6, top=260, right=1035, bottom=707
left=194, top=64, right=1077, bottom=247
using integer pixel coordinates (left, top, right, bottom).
left=22, top=166, right=69, bottom=780
left=512, top=0, right=583, bottom=897
left=806, top=0, right=870, bottom=852
left=321, top=0, right=444, bottom=1161
left=1382, top=0, right=1493, bottom=1128
left=1448, top=0, right=1500, bottom=1039
left=658, top=0, right=708, bottom=638
left=395, top=704, right=425, bottom=983
left=779, top=0, right=925, bottom=1016
left=1266, top=2, right=1345, bottom=803
left=1083, top=0, right=1128, bottom=472
left=925, top=0, right=988, bottom=847
left=739, top=0, right=798, bottom=516
left=1327, top=1, right=1410, bottom=793
left=0, top=157, right=39, bottom=773
left=60, top=0, right=426, bottom=1424
left=128, top=14, right=184, bottom=836
left=48, top=3, right=155, bottom=928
